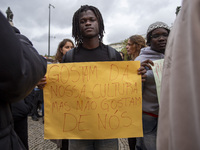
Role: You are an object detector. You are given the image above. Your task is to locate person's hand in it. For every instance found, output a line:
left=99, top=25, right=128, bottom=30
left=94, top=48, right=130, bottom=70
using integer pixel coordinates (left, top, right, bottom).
left=37, top=76, right=47, bottom=89
left=138, top=59, right=154, bottom=82
left=141, top=59, right=154, bottom=70
left=138, top=66, right=147, bottom=82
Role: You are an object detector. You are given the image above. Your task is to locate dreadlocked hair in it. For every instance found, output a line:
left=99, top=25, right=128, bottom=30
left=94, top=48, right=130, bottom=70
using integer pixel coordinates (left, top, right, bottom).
left=72, top=5, right=105, bottom=46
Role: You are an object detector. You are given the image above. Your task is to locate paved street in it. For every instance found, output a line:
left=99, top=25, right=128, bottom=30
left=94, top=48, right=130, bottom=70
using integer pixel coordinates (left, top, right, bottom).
left=28, top=116, right=130, bottom=150
left=28, top=116, right=58, bottom=150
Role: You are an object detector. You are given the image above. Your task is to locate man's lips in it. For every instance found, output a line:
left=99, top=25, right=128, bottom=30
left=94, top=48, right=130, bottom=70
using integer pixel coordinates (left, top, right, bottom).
left=85, top=27, right=93, bottom=31
left=159, top=43, right=166, bottom=47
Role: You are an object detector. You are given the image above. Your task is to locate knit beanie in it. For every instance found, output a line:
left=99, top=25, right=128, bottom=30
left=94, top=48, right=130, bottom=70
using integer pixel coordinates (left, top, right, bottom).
left=146, top=21, right=170, bottom=45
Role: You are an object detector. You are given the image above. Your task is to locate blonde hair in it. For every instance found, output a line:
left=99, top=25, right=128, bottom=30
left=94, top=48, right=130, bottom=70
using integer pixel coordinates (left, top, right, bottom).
left=129, top=35, right=146, bottom=60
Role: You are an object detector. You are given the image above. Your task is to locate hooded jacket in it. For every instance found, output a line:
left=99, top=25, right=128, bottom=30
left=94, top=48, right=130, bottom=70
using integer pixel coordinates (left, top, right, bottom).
left=0, top=12, right=47, bottom=149
left=135, top=47, right=164, bottom=115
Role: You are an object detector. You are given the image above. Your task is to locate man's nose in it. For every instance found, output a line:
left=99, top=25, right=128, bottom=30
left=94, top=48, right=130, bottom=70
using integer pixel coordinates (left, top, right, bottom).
left=85, top=20, right=91, bottom=25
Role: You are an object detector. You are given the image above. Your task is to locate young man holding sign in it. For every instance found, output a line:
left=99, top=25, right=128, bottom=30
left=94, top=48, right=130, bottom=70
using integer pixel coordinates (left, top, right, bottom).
left=62, top=5, right=121, bottom=150
left=62, top=5, right=149, bottom=150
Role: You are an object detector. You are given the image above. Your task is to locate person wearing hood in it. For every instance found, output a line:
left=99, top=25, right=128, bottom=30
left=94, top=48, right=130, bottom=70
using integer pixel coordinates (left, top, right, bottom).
left=11, top=89, right=35, bottom=149
left=0, top=12, right=47, bottom=150
left=134, top=21, right=170, bottom=150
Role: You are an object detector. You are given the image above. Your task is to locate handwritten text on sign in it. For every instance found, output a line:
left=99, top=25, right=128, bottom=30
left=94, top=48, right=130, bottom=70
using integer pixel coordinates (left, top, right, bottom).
left=152, top=59, right=164, bottom=103
left=44, top=61, right=143, bottom=139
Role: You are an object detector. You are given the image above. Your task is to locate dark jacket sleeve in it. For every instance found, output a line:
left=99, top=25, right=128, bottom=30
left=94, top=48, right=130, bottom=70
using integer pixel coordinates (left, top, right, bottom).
left=0, top=12, right=47, bottom=103
left=11, top=100, right=30, bottom=121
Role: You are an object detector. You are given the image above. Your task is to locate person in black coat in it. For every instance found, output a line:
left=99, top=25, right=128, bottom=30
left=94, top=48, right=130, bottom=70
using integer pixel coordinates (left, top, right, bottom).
left=0, top=12, right=47, bottom=150
left=11, top=90, right=35, bottom=149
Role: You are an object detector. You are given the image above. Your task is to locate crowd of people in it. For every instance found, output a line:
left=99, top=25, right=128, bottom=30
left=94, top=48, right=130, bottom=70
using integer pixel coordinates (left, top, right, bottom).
left=0, top=0, right=200, bottom=149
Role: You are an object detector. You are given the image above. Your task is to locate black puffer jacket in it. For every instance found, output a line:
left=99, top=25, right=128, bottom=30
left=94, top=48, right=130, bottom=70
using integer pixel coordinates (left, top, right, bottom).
left=0, top=12, right=47, bottom=150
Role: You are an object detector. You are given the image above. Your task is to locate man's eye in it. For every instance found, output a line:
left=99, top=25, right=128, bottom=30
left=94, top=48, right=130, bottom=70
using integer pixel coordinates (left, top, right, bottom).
left=163, top=33, right=169, bottom=37
left=152, top=34, right=159, bottom=38
left=151, top=33, right=169, bottom=39
left=80, top=20, right=85, bottom=24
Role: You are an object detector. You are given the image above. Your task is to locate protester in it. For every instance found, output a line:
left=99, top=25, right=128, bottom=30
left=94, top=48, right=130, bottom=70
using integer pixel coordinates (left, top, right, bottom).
left=134, top=21, right=170, bottom=150
left=11, top=89, right=35, bottom=149
left=61, top=5, right=121, bottom=150
left=126, top=35, right=146, bottom=61
left=55, top=38, right=74, bottom=63
left=0, top=12, right=47, bottom=150
left=124, top=35, right=146, bottom=150
left=157, top=0, right=200, bottom=149
left=37, top=76, right=47, bottom=123
left=61, top=5, right=148, bottom=150
left=30, top=87, right=43, bottom=121
left=52, top=39, right=75, bottom=150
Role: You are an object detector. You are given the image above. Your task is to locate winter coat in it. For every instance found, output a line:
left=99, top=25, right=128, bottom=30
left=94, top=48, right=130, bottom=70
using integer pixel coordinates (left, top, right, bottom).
left=0, top=12, right=47, bottom=150
left=11, top=90, right=35, bottom=122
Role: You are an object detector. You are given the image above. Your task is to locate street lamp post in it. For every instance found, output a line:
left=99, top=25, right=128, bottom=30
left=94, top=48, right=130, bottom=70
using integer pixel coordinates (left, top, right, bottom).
left=48, top=4, right=55, bottom=57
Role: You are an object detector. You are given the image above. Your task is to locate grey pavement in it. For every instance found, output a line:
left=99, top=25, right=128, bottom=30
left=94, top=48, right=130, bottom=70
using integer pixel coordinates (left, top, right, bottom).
left=28, top=116, right=130, bottom=150
left=28, top=116, right=58, bottom=150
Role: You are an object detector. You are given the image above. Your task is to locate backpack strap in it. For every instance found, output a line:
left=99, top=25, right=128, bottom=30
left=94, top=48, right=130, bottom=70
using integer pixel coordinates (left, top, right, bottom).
left=107, top=46, right=117, bottom=61
left=62, top=48, right=74, bottom=63
left=62, top=46, right=118, bottom=62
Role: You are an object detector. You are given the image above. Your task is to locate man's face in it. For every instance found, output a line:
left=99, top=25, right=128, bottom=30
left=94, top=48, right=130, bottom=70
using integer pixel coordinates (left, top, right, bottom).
left=79, top=10, right=99, bottom=39
left=150, top=28, right=169, bottom=53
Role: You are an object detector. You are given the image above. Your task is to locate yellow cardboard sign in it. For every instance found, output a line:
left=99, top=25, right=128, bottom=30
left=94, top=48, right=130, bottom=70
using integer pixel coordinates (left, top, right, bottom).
left=44, top=61, right=143, bottom=139
left=152, top=59, right=164, bottom=104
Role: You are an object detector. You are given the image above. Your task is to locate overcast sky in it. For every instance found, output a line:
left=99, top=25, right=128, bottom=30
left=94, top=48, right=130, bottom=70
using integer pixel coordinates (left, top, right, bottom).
left=1, top=0, right=182, bottom=56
